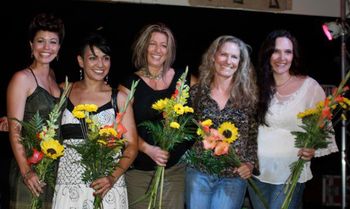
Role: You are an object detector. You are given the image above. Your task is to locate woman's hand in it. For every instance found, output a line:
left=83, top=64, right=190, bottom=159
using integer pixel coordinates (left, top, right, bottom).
left=234, top=162, right=253, bottom=179
left=145, top=145, right=169, bottom=166
left=0, top=116, right=8, bottom=132
left=298, top=148, right=315, bottom=161
left=23, top=170, right=46, bottom=197
left=90, top=176, right=116, bottom=197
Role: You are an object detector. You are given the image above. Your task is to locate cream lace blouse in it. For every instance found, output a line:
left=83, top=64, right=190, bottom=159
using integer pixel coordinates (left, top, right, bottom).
left=256, top=77, right=338, bottom=184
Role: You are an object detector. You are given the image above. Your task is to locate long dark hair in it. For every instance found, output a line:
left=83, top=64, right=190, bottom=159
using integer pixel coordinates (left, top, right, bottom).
left=257, top=30, right=306, bottom=125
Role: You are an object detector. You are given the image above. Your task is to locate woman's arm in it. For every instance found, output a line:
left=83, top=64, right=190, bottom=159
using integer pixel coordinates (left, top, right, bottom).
left=7, top=71, right=44, bottom=197
left=92, top=90, right=139, bottom=197
left=118, top=84, right=169, bottom=166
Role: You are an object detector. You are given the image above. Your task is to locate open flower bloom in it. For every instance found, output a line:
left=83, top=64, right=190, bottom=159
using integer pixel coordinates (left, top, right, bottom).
left=41, top=139, right=64, bottom=160
left=27, top=148, right=44, bottom=165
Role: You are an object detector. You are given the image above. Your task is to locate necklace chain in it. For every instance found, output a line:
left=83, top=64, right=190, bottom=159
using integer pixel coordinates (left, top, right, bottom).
left=140, top=68, right=163, bottom=80
left=276, top=75, right=293, bottom=88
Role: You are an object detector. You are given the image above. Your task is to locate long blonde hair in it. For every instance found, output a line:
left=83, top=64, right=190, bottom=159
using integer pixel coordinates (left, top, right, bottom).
left=198, top=35, right=258, bottom=108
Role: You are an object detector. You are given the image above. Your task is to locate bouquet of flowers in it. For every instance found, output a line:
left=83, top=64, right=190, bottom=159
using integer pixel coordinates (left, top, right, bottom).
left=70, top=80, right=139, bottom=209
left=281, top=71, right=350, bottom=209
left=189, top=119, right=268, bottom=209
left=15, top=79, right=71, bottom=209
left=134, top=67, right=195, bottom=209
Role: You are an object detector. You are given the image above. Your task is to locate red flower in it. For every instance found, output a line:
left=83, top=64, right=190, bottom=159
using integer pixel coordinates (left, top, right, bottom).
left=171, top=89, right=179, bottom=98
left=116, top=112, right=125, bottom=124
left=117, top=124, right=127, bottom=138
left=27, top=148, right=44, bottom=165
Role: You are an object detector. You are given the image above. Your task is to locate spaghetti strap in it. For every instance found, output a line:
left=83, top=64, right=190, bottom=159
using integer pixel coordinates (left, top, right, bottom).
left=111, top=88, right=118, bottom=114
left=28, top=67, right=39, bottom=86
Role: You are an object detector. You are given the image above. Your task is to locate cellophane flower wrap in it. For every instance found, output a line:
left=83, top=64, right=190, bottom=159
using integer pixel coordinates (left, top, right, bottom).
left=189, top=119, right=268, bottom=209
left=69, top=80, right=139, bottom=209
left=134, top=67, right=195, bottom=209
left=281, top=71, right=350, bottom=209
left=14, top=79, right=71, bottom=209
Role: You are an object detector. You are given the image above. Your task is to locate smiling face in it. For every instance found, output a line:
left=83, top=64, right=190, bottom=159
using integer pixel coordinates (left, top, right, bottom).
left=147, top=32, right=168, bottom=70
left=30, top=30, right=61, bottom=64
left=78, top=45, right=111, bottom=81
left=270, top=37, right=293, bottom=76
left=213, top=41, right=240, bottom=79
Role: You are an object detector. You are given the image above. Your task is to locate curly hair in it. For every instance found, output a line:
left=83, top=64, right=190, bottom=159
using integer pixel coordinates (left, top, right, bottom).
left=257, top=29, right=306, bottom=125
left=28, top=13, right=65, bottom=44
left=198, top=35, right=258, bottom=108
left=132, top=23, right=176, bottom=73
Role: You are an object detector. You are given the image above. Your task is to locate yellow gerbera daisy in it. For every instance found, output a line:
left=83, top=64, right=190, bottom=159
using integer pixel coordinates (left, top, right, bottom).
left=201, top=119, right=213, bottom=127
left=297, top=108, right=318, bottom=118
left=41, top=139, right=64, bottom=160
left=218, top=122, right=239, bottom=144
left=183, top=106, right=194, bottom=113
left=173, top=104, right=184, bottom=115
left=152, top=99, right=167, bottom=111
left=170, top=121, right=180, bottom=129
left=85, top=104, right=98, bottom=112
left=99, top=127, right=117, bottom=137
left=72, top=110, right=85, bottom=119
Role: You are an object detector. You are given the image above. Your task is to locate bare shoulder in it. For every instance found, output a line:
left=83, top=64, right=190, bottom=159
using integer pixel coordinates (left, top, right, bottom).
left=9, top=69, right=35, bottom=89
left=117, top=90, right=128, bottom=102
left=118, top=84, right=130, bottom=93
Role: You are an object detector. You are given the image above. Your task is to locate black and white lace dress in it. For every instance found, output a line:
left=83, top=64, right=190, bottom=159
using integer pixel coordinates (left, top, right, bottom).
left=52, top=100, right=128, bottom=209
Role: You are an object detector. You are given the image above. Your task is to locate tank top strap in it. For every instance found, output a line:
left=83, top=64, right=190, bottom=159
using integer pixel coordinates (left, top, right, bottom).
left=111, top=88, right=118, bottom=114
left=28, top=67, right=39, bottom=86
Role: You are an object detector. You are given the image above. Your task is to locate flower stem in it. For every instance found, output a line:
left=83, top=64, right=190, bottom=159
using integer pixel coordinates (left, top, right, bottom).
left=248, top=178, right=268, bottom=209
left=93, top=196, right=103, bottom=209
left=281, top=159, right=306, bottom=209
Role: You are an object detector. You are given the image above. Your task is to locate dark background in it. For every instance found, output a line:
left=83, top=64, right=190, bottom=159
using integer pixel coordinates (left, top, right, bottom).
left=0, top=0, right=347, bottom=208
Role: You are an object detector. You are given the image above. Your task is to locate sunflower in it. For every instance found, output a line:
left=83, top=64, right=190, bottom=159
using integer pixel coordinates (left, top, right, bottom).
left=41, top=139, right=64, bottom=160
left=218, top=122, right=239, bottom=144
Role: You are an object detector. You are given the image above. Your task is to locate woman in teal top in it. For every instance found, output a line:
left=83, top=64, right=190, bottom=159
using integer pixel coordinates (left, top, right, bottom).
left=7, top=13, right=65, bottom=209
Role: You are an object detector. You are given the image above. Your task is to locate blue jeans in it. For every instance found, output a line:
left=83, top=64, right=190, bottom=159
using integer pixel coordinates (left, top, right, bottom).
left=247, top=177, right=305, bottom=209
left=185, top=167, right=247, bottom=209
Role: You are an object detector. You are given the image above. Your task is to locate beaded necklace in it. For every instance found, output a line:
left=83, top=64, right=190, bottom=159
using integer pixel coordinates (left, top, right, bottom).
left=139, top=68, right=163, bottom=80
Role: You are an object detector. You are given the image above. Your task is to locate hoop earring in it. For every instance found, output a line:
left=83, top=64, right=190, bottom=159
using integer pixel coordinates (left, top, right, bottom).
left=79, top=69, right=83, bottom=80
left=105, top=75, right=109, bottom=83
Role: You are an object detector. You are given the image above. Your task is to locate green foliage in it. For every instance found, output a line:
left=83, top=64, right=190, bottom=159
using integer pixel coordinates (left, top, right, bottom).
left=291, top=114, right=332, bottom=150
left=140, top=114, right=195, bottom=151
left=68, top=137, right=124, bottom=183
left=14, top=112, right=44, bottom=155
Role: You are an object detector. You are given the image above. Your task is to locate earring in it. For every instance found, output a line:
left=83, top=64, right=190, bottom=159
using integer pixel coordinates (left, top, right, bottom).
left=56, top=55, right=59, bottom=62
left=31, top=51, right=34, bottom=59
left=105, top=75, right=109, bottom=83
left=79, top=69, right=83, bottom=80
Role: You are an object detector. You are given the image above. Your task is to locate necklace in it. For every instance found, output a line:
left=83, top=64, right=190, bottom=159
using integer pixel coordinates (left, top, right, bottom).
left=140, top=68, right=163, bottom=80
left=276, top=75, right=293, bottom=88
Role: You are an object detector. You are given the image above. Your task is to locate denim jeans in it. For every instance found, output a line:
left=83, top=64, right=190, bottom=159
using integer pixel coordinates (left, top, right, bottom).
left=247, top=177, right=305, bottom=209
left=185, top=167, right=247, bottom=209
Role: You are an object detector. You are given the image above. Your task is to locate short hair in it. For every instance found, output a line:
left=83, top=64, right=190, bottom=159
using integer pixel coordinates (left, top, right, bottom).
left=28, top=13, right=65, bottom=44
left=78, top=32, right=112, bottom=58
left=132, top=23, right=176, bottom=71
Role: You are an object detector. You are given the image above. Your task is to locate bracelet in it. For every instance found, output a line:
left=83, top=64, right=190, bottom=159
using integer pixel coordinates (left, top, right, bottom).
left=109, top=174, right=118, bottom=183
left=22, top=170, right=32, bottom=180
